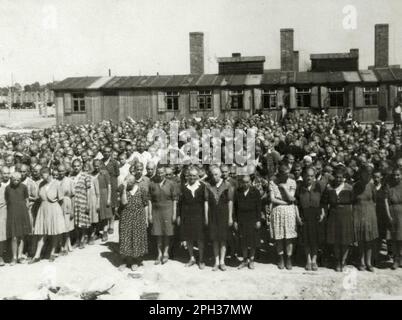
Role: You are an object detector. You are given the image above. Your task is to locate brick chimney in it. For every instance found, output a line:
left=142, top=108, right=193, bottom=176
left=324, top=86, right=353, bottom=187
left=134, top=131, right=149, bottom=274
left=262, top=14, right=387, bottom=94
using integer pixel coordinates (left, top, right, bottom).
left=280, top=28, right=294, bottom=71
left=189, top=32, right=204, bottom=74
left=375, top=24, right=389, bottom=68
left=293, top=51, right=299, bottom=72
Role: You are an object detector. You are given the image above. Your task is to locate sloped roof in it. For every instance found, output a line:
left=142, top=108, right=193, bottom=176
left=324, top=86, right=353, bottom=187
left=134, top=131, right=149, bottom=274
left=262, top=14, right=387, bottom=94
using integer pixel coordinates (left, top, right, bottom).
left=53, top=68, right=402, bottom=91
left=52, top=77, right=100, bottom=90
left=359, top=70, right=378, bottom=83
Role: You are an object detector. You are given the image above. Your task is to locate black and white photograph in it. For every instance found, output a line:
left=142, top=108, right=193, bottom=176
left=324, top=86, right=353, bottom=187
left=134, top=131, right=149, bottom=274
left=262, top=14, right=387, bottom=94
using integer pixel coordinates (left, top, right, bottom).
left=1, top=0, right=402, bottom=303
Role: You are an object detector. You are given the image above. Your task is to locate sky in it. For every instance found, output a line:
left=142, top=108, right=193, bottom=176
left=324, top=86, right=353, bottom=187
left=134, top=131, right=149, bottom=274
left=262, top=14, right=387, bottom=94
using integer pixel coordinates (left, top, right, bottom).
left=0, top=0, right=401, bottom=86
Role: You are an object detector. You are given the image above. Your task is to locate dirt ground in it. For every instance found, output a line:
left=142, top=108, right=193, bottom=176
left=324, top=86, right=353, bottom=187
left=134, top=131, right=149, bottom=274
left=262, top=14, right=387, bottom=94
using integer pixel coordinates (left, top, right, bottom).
left=1, top=221, right=402, bottom=300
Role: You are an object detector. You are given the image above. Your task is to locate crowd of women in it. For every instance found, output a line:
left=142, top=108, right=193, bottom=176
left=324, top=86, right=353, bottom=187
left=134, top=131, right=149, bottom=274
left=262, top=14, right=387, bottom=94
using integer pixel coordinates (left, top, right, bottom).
left=0, top=111, right=401, bottom=273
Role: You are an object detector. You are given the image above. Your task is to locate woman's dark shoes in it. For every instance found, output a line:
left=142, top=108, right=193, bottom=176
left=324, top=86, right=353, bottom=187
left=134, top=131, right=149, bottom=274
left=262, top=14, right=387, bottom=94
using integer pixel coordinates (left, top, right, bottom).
left=49, top=255, right=57, bottom=263
left=277, top=255, right=285, bottom=270
left=367, top=265, right=375, bottom=272
left=108, top=228, right=114, bottom=235
left=305, top=262, right=312, bottom=271
left=79, top=242, right=85, bottom=250
left=28, top=258, right=40, bottom=265
left=311, top=263, right=318, bottom=271
left=285, top=257, right=292, bottom=270
left=219, top=264, right=227, bottom=271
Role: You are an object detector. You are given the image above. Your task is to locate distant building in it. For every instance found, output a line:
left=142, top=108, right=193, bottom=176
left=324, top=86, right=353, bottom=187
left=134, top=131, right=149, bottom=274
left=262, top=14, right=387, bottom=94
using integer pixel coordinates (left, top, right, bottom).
left=52, top=24, right=402, bottom=124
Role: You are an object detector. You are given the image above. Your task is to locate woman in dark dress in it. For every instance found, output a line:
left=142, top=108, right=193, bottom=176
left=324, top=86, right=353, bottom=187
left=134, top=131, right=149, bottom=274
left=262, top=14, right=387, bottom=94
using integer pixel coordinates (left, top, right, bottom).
left=234, top=175, right=262, bottom=270
left=101, top=146, right=120, bottom=235
left=119, top=175, right=149, bottom=271
left=373, top=169, right=390, bottom=258
left=6, top=172, right=31, bottom=265
left=297, top=167, right=325, bottom=271
left=322, top=166, right=354, bottom=272
left=93, top=160, right=112, bottom=242
left=207, top=166, right=234, bottom=271
left=148, top=166, right=178, bottom=265
left=353, top=166, right=378, bottom=272
left=384, top=168, right=402, bottom=269
left=177, top=167, right=208, bottom=270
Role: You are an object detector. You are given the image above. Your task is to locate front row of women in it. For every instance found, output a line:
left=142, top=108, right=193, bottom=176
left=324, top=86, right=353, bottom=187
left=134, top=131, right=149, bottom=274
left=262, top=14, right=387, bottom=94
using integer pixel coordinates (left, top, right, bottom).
left=2, top=163, right=402, bottom=274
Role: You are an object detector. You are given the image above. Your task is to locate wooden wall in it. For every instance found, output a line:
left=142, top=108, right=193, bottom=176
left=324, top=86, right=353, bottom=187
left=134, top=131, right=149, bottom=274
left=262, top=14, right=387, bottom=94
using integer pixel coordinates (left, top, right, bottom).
left=54, top=83, right=402, bottom=125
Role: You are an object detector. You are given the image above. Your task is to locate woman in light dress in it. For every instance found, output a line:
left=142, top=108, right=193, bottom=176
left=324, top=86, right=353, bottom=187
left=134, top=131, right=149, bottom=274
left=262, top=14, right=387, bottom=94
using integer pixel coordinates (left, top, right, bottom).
left=30, top=168, right=65, bottom=263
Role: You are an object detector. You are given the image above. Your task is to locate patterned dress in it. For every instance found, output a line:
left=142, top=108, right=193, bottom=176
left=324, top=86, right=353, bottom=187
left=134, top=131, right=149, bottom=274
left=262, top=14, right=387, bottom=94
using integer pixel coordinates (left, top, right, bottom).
left=73, top=172, right=92, bottom=228
left=353, top=181, right=379, bottom=242
left=119, top=186, right=148, bottom=258
left=269, top=178, right=298, bottom=240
